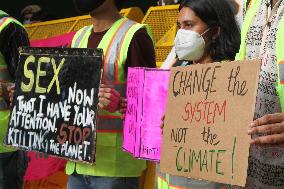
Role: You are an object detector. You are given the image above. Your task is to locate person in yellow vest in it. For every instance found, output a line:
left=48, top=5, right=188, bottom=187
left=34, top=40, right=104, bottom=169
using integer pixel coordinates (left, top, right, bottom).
left=157, top=0, right=241, bottom=188
left=0, top=10, right=29, bottom=189
left=66, top=0, right=156, bottom=188
left=235, top=0, right=284, bottom=188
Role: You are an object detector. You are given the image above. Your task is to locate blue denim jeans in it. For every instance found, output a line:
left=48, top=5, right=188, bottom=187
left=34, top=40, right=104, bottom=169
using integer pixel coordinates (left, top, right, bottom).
left=67, top=174, right=139, bottom=189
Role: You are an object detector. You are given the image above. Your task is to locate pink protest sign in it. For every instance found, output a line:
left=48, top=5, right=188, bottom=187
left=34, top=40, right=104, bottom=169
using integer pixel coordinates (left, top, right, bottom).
left=24, top=152, right=66, bottom=181
left=123, top=68, right=144, bottom=154
left=139, top=69, right=170, bottom=160
left=123, top=68, right=170, bottom=161
left=30, top=32, right=75, bottom=47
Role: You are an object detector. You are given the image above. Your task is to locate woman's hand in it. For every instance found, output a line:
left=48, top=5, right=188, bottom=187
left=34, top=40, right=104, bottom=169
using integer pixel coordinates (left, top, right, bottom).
left=248, top=113, right=284, bottom=146
left=98, top=84, right=121, bottom=113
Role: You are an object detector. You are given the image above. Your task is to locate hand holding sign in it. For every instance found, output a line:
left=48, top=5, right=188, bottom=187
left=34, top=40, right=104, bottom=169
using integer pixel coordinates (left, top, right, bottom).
left=98, top=84, right=121, bottom=113
left=248, top=113, right=284, bottom=147
left=5, top=47, right=103, bottom=163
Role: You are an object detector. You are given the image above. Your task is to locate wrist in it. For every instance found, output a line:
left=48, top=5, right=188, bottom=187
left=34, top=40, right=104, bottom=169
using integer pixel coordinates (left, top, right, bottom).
left=0, top=83, right=3, bottom=97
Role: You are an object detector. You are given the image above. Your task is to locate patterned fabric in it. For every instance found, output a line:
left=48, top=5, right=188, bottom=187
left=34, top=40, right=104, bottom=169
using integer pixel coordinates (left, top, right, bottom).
left=235, top=0, right=284, bottom=188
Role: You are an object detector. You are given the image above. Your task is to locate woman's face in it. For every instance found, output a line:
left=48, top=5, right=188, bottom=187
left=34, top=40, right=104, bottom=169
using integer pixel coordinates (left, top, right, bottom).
left=177, top=7, right=211, bottom=44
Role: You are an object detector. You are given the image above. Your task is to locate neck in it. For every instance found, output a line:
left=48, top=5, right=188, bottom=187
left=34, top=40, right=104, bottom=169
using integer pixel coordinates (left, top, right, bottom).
left=91, top=7, right=121, bottom=32
left=193, top=53, right=213, bottom=64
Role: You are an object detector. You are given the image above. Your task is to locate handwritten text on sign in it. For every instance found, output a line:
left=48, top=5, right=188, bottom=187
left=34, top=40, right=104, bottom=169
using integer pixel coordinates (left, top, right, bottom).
left=123, top=68, right=170, bottom=161
left=160, top=61, right=260, bottom=186
left=5, top=47, right=103, bottom=163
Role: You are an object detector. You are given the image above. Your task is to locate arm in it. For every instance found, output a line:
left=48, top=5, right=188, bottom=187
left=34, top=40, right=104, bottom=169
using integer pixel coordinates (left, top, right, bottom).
left=100, top=28, right=156, bottom=113
left=0, top=22, right=30, bottom=80
left=124, top=28, right=156, bottom=72
left=0, top=22, right=29, bottom=101
left=118, top=28, right=156, bottom=115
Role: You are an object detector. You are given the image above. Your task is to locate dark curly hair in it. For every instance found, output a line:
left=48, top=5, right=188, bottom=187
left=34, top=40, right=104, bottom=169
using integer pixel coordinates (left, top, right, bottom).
left=180, top=0, right=241, bottom=61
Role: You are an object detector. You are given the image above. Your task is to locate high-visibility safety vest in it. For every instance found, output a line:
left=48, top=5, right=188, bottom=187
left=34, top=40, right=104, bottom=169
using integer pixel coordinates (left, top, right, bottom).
left=66, top=17, right=152, bottom=177
left=235, top=0, right=284, bottom=112
left=0, top=10, right=24, bottom=153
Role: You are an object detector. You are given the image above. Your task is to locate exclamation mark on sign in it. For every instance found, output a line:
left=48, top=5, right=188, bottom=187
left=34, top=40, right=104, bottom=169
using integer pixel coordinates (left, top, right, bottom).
left=232, top=137, right=236, bottom=179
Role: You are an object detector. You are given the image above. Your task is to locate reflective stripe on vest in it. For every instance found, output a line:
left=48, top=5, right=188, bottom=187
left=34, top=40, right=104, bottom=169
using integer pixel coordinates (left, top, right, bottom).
left=73, top=26, right=92, bottom=48
left=0, top=17, right=8, bottom=27
left=99, top=19, right=135, bottom=131
left=236, top=0, right=284, bottom=111
left=72, top=18, right=149, bottom=132
left=102, top=19, right=135, bottom=83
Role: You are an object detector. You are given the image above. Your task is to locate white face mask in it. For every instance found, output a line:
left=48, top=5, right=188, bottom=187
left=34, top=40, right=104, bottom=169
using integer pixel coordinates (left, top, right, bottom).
left=174, top=28, right=210, bottom=61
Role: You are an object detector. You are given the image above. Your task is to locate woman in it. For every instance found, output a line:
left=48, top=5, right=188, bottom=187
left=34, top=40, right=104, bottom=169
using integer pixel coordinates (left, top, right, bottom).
left=157, top=0, right=240, bottom=188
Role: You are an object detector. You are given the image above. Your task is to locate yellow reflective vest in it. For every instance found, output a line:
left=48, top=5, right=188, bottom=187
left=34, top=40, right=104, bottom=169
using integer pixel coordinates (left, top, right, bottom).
left=235, top=0, right=284, bottom=111
left=66, top=17, right=153, bottom=177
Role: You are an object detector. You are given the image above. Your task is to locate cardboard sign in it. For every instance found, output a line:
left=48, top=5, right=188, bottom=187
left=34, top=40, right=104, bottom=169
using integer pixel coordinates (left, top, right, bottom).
left=123, top=68, right=144, bottom=156
left=5, top=47, right=103, bottom=163
left=123, top=68, right=170, bottom=161
left=160, top=60, right=260, bottom=186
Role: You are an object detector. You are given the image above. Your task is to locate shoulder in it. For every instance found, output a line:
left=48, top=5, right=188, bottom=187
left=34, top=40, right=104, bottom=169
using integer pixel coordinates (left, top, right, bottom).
left=125, top=19, right=152, bottom=41
left=74, top=25, right=92, bottom=37
left=132, top=27, right=151, bottom=40
left=72, top=25, right=93, bottom=46
left=0, top=20, right=27, bottom=39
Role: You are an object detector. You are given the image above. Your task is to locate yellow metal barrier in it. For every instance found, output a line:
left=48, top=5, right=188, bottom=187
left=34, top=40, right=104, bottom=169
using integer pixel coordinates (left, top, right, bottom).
left=120, top=7, right=144, bottom=23
left=25, top=7, right=145, bottom=40
left=25, top=5, right=180, bottom=67
left=155, top=24, right=177, bottom=67
left=142, top=5, right=179, bottom=44
left=27, top=18, right=76, bottom=40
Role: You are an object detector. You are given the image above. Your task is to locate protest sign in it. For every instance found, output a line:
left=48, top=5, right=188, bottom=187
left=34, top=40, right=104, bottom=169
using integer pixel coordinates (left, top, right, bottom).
left=24, top=152, right=66, bottom=180
left=123, top=68, right=170, bottom=161
left=5, top=47, right=103, bottom=163
left=160, top=60, right=260, bottom=186
left=24, top=37, right=73, bottom=181
left=30, top=32, right=75, bottom=48
left=123, top=68, right=144, bottom=155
